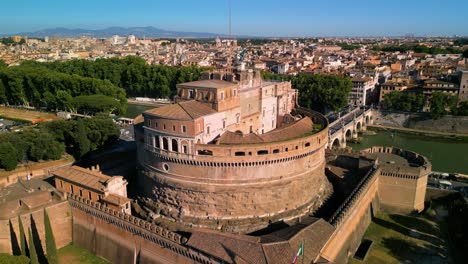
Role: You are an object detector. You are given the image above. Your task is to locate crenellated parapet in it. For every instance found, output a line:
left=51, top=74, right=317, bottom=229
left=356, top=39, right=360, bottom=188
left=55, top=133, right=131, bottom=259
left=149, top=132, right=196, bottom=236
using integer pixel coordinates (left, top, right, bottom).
left=328, top=167, right=380, bottom=227
left=66, top=193, right=223, bottom=264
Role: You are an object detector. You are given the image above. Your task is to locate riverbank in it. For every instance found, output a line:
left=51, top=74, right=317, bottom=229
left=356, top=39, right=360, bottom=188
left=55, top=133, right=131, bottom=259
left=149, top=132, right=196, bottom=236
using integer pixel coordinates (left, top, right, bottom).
left=348, top=130, right=468, bottom=174
left=373, top=111, right=468, bottom=134
left=368, top=124, right=468, bottom=140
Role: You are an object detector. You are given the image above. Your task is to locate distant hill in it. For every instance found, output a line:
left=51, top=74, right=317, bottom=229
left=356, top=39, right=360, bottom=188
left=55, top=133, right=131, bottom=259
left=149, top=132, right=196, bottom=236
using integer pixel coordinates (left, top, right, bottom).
left=2, top=26, right=231, bottom=38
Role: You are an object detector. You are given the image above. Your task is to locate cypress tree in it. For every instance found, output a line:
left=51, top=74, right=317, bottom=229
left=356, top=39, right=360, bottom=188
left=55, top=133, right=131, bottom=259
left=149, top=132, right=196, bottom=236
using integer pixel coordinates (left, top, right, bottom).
left=17, top=216, right=27, bottom=256
left=28, top=228, right=39, bottom=264
left=44, top=209, right=58, bottom=264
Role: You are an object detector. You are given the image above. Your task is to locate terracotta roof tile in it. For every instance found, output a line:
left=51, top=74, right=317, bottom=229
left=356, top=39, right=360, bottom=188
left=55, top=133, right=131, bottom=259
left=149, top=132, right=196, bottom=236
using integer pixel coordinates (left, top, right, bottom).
left=144, top=100, right=216, bottom=120
left=178, top=79, right=236, bottom=89
left=52, top=166, right=112, bottom=192
left=187, top=231, right=266, bottom=264
left=217, top=117, right=314, bottom=145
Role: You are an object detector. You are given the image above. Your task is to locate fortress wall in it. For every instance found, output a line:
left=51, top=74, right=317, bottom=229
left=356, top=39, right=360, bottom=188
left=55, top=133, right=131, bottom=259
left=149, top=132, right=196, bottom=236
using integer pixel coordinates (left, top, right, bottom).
left=140, top=149, right=332, bottom=227
left=320, top=168, right=380, bottom=263
left=378, top=172, right=428, bottom=213
left=0, top=201, right=72, bottom=255
left=68, top=194, right=220, bottom=264
left=144, top=145, right=325, bottom=183
left=140, top=161, right=332, bottom=232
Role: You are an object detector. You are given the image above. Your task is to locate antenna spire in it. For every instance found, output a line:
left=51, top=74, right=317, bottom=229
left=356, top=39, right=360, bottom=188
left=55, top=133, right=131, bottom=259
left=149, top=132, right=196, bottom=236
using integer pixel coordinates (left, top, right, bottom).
left=229, top=0, right=232, bottom=38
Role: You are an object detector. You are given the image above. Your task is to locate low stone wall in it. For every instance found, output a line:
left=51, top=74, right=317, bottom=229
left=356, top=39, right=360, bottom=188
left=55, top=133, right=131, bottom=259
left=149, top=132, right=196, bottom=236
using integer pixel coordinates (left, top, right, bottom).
left=0, top=159, right=73, bottom=187
left=0, top=201, right=72, bottom=255
left=319, top=167, right=380, bottom=263
left=68, top=194, right=222, bottom=264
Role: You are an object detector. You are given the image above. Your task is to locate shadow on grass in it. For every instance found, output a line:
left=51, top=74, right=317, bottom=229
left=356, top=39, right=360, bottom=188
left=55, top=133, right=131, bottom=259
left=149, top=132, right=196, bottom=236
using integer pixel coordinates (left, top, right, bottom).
left=389, top=214, right=439, bottom=235
left=382, top=237, right=447, bottom=263
left=373, top=216, right=442, bottom=246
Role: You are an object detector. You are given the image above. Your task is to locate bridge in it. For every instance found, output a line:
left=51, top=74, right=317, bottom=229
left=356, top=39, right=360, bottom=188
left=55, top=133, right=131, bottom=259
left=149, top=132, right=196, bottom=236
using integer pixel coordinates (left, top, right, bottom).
left=327, top=107, right=374, bottom=149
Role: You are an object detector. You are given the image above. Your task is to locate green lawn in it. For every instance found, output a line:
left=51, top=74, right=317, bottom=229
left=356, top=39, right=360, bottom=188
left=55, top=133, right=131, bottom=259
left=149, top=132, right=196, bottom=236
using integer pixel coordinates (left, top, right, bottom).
left=349, top=208, right=452, bottom=264
left=58, top=244, right=109, bottom=264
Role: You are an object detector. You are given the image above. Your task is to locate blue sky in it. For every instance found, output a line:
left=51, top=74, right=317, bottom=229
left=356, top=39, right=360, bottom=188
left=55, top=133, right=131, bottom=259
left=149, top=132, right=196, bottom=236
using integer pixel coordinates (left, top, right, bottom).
left=1, top=0, right=467, bottom=36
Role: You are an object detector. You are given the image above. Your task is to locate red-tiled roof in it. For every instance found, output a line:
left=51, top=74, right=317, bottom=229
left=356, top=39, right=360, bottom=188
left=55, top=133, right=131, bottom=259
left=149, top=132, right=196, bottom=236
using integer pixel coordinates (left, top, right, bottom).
left=178, top=79, right=236, bottom=89
left=52, top=166, right=112, bottom=192
left=217, top=117, right=314, bottom=145
left=144, top=100, right=216, bottom=120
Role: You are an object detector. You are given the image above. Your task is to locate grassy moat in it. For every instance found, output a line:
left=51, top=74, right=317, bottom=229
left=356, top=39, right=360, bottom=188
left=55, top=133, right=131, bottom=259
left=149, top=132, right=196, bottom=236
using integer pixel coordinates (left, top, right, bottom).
left=349, top=195, right=465, bottom=264
left=58, top=244, right=109, bottom=264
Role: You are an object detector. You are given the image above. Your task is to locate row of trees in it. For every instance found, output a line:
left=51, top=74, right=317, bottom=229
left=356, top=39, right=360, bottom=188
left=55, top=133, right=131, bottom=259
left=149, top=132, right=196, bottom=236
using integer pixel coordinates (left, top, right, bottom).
left=383, top=92, right=426, bottom=112
left=382, top=91, right=468, bottom=119
left=11, top=210, right=57, bottom=264
left=0, top=115, right=119, bottom=171
left=262, top=72, right=352, bottom=113
left=373, top=45, right=463, bottom=55
left=21, top=56, right=206, bottom=99
left=0, top=65, right=127, bottom=114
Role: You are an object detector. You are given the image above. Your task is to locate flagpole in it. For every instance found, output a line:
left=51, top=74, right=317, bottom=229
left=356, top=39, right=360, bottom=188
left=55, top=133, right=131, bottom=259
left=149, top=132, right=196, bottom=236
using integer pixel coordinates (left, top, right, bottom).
left=302, top=240, right=305, bottom=264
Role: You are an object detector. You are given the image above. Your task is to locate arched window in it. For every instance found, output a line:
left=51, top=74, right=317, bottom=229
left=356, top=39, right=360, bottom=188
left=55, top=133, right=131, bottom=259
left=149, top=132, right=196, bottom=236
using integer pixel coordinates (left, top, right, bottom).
left=172, top=139, right=179, bottom=152
left=155, top=136, right=160, bottom=149
left=163, top=138, right=169, bottom=150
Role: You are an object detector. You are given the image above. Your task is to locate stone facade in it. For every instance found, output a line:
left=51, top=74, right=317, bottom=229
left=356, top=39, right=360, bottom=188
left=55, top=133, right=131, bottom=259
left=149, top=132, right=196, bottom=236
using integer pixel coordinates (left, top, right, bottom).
left=135, top=70, right=331, bottom=233
left=361, top=146, right=430, bottom=213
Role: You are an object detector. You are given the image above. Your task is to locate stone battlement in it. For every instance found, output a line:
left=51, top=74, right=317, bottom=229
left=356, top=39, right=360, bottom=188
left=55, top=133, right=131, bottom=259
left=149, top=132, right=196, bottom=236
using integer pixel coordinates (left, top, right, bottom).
left=328, top=167, right=380, bottom=227
left=67, top=193, right=222, bottom=264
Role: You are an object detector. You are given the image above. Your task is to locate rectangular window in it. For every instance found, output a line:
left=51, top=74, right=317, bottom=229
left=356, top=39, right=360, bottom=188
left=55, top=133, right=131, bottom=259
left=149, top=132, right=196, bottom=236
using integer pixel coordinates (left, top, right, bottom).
left=223, top=119, right=226, bottom=129
left=220, top=92, right=224, bottom=100
left=182, top=125, right=187, bottom=133
left=183, top=145, right=188, bottom=153
left=70, top=185, right=74, bottom=193
left=207, top=126, right=210, bottom=134
left=173, top=125, right=176, bottom=132
left=163, top=124, right=166, bottom=130
left=189, top=89, right=194, bottom=99
left=233, top=89, right=237, bottom=96
left=155, top=122, right=158, bottom=128
left=88, top=191, right=92, bottom=200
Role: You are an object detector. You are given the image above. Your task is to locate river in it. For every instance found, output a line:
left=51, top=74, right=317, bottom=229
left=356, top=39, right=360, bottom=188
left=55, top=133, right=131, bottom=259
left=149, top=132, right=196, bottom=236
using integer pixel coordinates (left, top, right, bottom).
left=124, top=103, right=155, bottom=118
left=348, top=130, right=468, bottom=174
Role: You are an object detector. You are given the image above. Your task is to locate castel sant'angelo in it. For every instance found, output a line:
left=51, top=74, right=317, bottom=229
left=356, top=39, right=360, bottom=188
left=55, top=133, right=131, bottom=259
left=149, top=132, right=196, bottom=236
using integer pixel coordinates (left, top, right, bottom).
left=135, top=69, right=333, bottom=233
left=1, top=68, right=432, bottom=264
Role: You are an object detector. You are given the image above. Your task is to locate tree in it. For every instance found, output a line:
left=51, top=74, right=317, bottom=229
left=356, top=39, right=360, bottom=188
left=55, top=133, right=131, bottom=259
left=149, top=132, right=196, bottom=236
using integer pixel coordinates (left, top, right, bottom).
left=27, top=229, right=39, bottom=264
left=463, top=49, right=468, bottom=59
left=0, top=254, right=29, bottom=264
left=0, top=142, right=18, bottom=171
left=430, top=92, right=457, bottom=119
left=293, top=73, right=352, bottom=113
left=455, top=101, right=468, bottom=116
left=383, top=92, right=425, bottom=112
left=17, top=216, right=27, bottom=257
left=70, top=120, right=91, bottom=159
left=29, top=132, right=64, bottom=161
left=72, top=94, right=122, bottom=115
left=44, top=209, right=58, bottom=264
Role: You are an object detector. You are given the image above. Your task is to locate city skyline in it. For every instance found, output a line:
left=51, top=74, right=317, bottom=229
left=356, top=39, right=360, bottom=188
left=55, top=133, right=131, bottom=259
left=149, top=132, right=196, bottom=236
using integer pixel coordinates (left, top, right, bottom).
left=1, top=0, right=467, bottom=37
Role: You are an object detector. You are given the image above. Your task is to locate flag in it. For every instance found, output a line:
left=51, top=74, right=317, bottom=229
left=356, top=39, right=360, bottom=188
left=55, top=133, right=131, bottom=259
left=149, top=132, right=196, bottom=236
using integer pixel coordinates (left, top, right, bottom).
left=291, top=241, right=304, bottom=264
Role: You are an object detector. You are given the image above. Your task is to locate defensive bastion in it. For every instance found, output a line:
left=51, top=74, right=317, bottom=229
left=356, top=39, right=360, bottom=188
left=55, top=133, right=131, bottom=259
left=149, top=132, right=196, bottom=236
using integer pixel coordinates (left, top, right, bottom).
left=135, top=108, right=333, bottom=233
